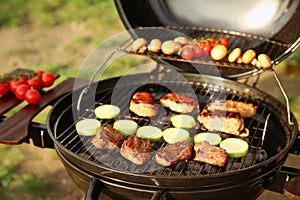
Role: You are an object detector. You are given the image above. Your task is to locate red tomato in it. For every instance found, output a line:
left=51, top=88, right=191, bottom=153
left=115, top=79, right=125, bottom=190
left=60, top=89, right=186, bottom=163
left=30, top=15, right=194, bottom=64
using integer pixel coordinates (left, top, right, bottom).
left=15, top=84, right=30, bottom=100
left=4, top=77, right=14, bottom=84
left=218, top=37, right=229, bottom=48
left=25, top=89, right=41, bottom=104
left=9, top=80, right=25, bottom=93
left=202, top=43, right=213, bottom=55
left=34, top=69, right=44, bottom=78
left=0, top=83, right=9, bottom=97
left=41, top=72, right=55, bottom=87
left=174, top=42, right=181, bottom=53
left=192, top=43, right=204, bottom=58
left=27, top=76, right=43, bottom=90
left=208, top=36, right=216, bottom=44
left=181, top=46, right=194, bottom=60
left=17, top=74, right=28, bottom=82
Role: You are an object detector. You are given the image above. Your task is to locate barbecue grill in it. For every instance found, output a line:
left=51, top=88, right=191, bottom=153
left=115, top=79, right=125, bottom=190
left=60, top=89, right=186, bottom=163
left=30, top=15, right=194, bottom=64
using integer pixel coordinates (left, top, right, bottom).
left=1, top=0, right=300, bottom=200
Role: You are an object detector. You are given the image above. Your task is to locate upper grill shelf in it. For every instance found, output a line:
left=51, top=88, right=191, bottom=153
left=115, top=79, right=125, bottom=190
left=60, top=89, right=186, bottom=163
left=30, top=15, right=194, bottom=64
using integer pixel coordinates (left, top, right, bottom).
left=117, top=26, right=294, bottom=79
left=115, top=0, right=300, bottom=79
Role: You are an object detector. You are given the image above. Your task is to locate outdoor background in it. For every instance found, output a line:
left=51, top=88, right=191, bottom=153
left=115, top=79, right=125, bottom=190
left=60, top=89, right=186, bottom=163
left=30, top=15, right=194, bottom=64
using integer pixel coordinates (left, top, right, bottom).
left=0, top=1, right=300, bottom=200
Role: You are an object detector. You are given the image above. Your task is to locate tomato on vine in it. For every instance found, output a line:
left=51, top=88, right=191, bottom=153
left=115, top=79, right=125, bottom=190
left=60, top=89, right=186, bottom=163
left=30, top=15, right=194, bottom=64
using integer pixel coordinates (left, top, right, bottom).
left=25, top=88, right=41, bottom=104
left=0, top=83, right=9, bottom=97
left=181, top=46, right=194, bottom=60
left=15, top=84, right=30, bottom=100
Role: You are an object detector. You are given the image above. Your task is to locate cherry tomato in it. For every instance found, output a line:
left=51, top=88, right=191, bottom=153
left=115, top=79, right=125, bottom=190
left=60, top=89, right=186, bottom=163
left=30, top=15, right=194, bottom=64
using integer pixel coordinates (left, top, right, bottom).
left=174, top=42, right=181, bottom=53
left=192, top=43, right=204, bottom=58
left=17, top=74, right=28, bottom=82
left=41, top=72, right=55, bottom=87
left=208, top=36, right=216, bottom=44
left=25, top=89, right=41, bottom=104
left=15, top=84, right=30, bottom=100
left=218, top=37, right=229, bottom=48
left=27, top=76, right=43, bottom=90
left=0, top=83, right=9, bottom=97
left=9, top=79, right=25, bottom=93
left=34, top=69, right=44, bottom=78
left=4, top=77, right=14, bottom=84
left=181, top=46, right=194, bottom=60
left=202, top=43, right=213, bottom=55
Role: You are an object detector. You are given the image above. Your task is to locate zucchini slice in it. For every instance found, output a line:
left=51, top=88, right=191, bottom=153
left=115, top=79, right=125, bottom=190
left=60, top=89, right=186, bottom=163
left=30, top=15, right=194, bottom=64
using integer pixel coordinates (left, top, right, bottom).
left=113, top=119, right=138, bottom=136
left=162, top=128, right=190, bottom=144
left=171, top=114, right=196, bottom=129
left=136, top=126, right=163, bottom=141
left=219, top=138, right=249, bottom=158
left=194, top=132, right=222, bottom=146
left=76, top=118, right=101, bottom=136
left=95, top=104, right=120, bottom=119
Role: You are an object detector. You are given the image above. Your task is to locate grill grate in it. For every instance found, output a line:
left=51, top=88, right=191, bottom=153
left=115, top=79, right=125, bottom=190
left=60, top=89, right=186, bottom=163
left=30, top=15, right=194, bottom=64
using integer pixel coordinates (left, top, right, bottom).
left=117, top=26, right=289, bottom=78
left=55, top=78, right=279, bottom=177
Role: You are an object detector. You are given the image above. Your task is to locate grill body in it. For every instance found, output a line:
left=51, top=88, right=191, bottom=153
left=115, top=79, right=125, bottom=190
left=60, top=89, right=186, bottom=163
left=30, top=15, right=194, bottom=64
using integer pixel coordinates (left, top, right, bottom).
left=47, top=72, right=298, bottom=200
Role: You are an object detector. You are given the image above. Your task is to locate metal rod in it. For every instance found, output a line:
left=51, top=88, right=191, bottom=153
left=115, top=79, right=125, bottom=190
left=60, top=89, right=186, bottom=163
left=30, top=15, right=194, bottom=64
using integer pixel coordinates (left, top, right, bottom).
left=271, top=69, right=294, bottom=125
left=261, top=114, right=271, bottom=147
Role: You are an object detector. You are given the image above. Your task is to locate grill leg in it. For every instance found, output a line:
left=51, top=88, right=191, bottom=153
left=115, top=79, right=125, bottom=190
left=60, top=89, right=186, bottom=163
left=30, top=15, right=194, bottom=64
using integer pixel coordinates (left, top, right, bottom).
left=85, top=177, right=104, bottom=200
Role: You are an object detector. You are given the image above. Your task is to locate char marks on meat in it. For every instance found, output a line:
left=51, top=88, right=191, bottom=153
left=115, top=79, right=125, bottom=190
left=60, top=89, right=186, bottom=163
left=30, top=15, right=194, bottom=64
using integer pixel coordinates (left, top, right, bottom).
left=129, top=92, right=158, bottom=117
left=159, top=93, right=198, bottom=113
left=207, top=100, right=257, bottom=118
left=91, top=127, right=124, bottom=150
left=198, top=108, right=244, bottom=136
left=155, top=141, right=193, bottom=166
left=194, top=141, right=229, bottom=167
left=120, top=135, right=152, bottom=165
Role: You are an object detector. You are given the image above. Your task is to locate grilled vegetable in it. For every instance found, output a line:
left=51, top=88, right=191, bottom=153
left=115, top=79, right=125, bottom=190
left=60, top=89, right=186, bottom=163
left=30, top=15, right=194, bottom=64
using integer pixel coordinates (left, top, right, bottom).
left=228, top=48, right=242, bottom=63
left=242, top=49, right=256, bottom=64
left=210, top=44, right=227, bottom=60
left=194, top=132, right=222, bottom=146
left=257, top=54, right=272, bottom=70
left=161, top=40, right=178, bottom=55
left=136, top=125, right=163, bottom=141
left=219, top=138, right=249, bottom=158
left=148, top=38, right=162, bottom=53
left=113, top=119, right=138, bottom=136
left=173, top=36, right=189, bottom=46
left=162, top=128, right=190, bottom=144
left=171, top=114, right=196, bottom=129
left=76, top=118, right=101, bottom=136
left=132, top=38, right=147, bottom=53
left=95, top=104, right=120, bottom=119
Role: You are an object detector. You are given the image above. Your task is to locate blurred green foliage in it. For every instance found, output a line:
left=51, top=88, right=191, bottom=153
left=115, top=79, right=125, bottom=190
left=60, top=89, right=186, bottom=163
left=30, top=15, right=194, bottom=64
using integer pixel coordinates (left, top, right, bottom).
left=0, top=0, right=119, bottom=28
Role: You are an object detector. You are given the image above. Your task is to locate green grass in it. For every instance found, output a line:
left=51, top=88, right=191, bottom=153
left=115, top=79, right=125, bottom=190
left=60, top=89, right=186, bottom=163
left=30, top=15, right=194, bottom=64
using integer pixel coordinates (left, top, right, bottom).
left=0, top=0, right=120, bottom=29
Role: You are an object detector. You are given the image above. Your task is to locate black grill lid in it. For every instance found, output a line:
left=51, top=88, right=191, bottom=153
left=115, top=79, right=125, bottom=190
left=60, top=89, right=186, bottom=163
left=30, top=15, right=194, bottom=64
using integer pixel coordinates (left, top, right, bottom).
left=114, top=0, right=300, bottom=78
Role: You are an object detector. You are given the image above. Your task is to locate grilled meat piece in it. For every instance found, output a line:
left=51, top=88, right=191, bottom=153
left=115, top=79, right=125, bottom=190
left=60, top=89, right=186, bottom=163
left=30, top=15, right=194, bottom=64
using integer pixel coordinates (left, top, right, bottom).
left=120, top=135, right=152, bottom=165
left=155, top=141, right=193, bottom=166
left=129, top=92, right=158, bottom=117
left=160, top=93, right=198, bottom=113
left=207, top=100, right=257, bottom=118
left=91, top=127, right=124, bottom=150
left=194, top=141, right=229, bottom=167
left=198, top=109, right=244, bottom=136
